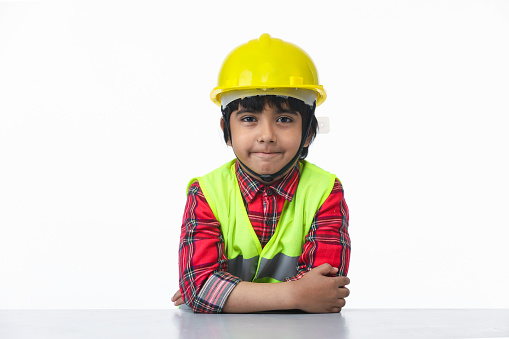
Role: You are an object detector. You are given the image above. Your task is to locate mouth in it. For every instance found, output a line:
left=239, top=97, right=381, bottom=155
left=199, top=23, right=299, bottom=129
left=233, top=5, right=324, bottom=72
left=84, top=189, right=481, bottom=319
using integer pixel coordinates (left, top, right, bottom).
left=251, top=152, right=282, bottom=158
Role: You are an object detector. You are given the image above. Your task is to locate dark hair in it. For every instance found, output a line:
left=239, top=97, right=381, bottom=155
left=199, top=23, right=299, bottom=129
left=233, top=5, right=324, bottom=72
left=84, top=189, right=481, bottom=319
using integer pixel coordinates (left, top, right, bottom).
left=221, top=95, right=318, bottom=159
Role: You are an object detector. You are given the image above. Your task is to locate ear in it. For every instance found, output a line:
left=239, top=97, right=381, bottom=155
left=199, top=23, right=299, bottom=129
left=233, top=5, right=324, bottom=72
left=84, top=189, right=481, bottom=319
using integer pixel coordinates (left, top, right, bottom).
left=220, top=117, right=232, bottom=146
left=303, top=132, right=313, bottom=147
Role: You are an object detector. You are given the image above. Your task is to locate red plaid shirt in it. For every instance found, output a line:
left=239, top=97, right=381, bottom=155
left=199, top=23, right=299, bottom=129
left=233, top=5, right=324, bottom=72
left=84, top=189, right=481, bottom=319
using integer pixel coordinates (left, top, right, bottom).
left=178, top=161, right=350, bottom=313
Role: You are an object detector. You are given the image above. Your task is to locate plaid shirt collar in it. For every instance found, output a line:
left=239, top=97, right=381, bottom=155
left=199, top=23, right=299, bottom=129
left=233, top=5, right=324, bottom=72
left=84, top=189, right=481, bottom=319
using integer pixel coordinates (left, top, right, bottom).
left=235, top=160, right=300, bottom=203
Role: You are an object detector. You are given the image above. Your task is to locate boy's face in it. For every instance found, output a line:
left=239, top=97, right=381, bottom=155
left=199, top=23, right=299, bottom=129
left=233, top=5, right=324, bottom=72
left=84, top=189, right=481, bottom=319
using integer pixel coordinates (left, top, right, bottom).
left=224, top=101, right=310, bottom=184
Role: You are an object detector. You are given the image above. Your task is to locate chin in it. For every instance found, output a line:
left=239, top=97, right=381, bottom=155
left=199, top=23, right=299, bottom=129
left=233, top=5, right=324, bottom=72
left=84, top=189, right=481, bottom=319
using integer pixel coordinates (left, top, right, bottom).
left=256, top=166, right=284, bottom=175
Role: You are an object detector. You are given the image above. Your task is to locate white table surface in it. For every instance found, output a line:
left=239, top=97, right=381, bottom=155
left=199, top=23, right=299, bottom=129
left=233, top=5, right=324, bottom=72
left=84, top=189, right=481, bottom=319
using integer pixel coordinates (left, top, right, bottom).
left=1, top=308, right=508, bottom=339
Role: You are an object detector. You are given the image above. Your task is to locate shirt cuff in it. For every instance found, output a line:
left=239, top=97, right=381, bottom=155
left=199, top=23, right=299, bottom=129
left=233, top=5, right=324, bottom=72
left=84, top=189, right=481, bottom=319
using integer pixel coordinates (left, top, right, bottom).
left=192, top=271, right=241, bottom=313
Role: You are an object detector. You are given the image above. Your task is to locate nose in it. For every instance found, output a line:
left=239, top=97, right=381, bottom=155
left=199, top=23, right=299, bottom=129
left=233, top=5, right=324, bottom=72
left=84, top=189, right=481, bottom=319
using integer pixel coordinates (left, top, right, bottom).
left=257, top=120, right=276, bottom=143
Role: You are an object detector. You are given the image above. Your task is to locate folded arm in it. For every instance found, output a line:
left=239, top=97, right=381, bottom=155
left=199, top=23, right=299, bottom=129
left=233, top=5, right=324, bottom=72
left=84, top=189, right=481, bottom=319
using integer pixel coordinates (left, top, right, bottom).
left=173, top=264, right=349, bottom=313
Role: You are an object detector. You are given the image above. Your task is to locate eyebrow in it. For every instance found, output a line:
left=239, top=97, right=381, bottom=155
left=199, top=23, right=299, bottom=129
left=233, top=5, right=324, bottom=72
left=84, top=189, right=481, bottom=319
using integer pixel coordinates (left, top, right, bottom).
left=235, top=108, right=299, bottom=115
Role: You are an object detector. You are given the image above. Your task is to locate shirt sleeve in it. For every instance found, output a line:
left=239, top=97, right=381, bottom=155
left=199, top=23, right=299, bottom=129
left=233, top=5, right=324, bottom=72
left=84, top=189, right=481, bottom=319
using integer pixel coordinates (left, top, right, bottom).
left=285, top=178, right=351, bottom=281
left=178, top=181, right=241, bottom=313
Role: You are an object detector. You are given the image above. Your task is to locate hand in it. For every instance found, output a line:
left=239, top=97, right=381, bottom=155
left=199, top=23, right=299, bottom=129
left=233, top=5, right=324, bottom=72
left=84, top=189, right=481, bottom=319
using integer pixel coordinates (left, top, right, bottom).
left=171, top=289, right=184, bottom=306
left=291, top=263, right=350, bottom=313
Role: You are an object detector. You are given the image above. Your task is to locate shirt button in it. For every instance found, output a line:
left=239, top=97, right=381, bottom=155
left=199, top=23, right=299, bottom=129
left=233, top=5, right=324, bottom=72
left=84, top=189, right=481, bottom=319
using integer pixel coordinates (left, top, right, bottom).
left=266, top=188, right=274, bottom=196
left=267, top=220, right=274, bottom=226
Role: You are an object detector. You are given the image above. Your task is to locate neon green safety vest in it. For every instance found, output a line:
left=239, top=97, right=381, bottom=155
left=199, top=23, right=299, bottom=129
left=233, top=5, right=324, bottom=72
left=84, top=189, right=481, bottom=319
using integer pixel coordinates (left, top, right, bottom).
left=188, top=159, right=337, bottom=283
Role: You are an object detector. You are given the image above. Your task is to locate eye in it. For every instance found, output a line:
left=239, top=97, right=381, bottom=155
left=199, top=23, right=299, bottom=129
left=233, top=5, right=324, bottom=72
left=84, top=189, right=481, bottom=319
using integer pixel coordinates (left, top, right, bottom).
left=277, top=116, right=293, bottom=123
left=241, top=116, right=257, bottom=123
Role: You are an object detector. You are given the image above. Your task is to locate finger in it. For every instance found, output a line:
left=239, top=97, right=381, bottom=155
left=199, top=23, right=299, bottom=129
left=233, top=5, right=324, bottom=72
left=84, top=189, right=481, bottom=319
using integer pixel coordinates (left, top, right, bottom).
left=337, top=298, right=346, bottom=308
left=331, top=306, right=342, bottom=313
left=315, top=263, right=335, bottom=276
left=331, top=276, right=349, bottom=288
left=327, top=266, right=339, bottom=277
left=174, top=296, right=184, bottom=306
left=338, top=276, right=350, bottom=286
left=171, top=290, right=181, bottom=302
left=338, top=287, right=350, bottom=298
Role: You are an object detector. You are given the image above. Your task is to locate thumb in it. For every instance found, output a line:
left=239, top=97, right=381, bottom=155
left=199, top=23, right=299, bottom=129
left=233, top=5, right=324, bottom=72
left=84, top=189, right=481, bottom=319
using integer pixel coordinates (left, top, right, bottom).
left=314, top=263, right=338, bottom=276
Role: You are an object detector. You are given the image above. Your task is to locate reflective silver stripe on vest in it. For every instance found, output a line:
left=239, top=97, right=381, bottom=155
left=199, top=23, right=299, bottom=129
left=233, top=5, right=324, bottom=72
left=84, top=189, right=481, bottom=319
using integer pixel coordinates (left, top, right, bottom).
left=255, top=252, right=299, bottom=281
left=228, top=253, right=300, bottom=282
left=227, top=255, right=259, bottom=281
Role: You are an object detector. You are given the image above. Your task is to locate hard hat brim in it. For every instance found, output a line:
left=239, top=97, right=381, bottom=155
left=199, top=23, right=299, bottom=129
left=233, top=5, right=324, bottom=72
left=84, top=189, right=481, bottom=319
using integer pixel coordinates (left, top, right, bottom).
left=211, top=85, right=327, bottom=107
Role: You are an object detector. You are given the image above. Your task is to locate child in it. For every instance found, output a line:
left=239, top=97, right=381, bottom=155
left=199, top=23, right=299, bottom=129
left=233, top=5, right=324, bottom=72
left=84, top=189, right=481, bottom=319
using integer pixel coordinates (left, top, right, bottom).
left=172, top=34, right=350, bottom=313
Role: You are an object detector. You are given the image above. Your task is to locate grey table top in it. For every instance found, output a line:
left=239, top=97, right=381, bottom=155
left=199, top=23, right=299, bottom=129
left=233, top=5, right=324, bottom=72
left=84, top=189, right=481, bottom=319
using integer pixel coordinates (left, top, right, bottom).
left=1, top=308, right=508, bottom=339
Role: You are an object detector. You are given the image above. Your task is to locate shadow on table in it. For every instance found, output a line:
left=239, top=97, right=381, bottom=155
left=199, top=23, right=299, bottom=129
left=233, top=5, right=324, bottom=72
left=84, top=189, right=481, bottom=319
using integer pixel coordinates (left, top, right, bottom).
left=172, top=305, right=348, bottom=339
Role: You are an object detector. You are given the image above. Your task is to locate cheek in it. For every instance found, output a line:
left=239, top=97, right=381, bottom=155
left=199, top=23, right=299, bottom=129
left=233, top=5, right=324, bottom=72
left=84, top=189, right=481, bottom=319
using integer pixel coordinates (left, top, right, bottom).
left=230, top=132, right=250, bottom=150
left=281, top=130, right=302, bottom=147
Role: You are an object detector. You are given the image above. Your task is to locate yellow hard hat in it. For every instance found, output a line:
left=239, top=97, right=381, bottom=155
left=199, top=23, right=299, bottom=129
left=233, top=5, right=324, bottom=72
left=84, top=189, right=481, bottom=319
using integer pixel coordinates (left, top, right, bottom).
left=210, top=33, right=327, bottom=107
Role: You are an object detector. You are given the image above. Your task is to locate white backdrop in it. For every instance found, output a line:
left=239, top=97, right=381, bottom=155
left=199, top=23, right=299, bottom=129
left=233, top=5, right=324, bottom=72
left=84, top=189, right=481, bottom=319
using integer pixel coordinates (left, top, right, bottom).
left=1, top=0, right=508, bottom=309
